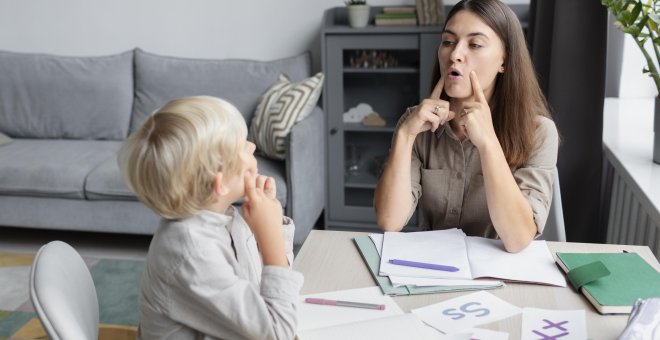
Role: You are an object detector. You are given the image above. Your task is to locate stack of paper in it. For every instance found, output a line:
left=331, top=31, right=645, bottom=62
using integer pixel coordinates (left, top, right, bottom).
left=359, top=229, right=566, bottom=295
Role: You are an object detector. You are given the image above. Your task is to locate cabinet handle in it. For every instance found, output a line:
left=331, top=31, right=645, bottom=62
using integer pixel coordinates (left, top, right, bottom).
left=330, top=128, right=337, bottom=135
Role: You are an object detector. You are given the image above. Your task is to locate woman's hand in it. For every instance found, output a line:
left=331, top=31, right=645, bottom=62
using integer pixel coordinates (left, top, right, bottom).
left=398, top=74, right=456, bottom=138
left=459, top=71, right=499, bottom=150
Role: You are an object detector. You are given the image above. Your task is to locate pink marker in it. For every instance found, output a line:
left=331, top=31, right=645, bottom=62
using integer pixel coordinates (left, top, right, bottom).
left=304, top=298, right=386, bottom=310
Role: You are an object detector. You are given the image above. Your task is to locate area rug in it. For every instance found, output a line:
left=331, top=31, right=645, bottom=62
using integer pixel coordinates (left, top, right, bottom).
left=0, top=251, right=143, bottom=340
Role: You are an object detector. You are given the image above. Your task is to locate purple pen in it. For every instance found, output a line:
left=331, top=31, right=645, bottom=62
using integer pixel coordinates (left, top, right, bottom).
left=388, top=259, right=460, bottom=272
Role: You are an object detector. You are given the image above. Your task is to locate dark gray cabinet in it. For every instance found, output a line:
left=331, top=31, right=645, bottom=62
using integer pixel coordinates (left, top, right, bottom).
left=321, top=7, right=443, bottom=231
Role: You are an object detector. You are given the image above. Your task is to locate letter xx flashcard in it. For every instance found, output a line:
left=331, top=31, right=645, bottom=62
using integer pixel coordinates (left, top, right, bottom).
left=521, top=308, right=586, bottom=340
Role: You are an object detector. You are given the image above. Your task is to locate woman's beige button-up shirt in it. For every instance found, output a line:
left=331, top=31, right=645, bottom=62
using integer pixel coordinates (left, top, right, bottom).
left=398, top=108, right=559, bottom=238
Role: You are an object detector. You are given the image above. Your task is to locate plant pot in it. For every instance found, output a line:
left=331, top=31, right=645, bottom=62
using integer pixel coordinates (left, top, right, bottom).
left=655, top=97, right=660, bottom=164
left=347, top=5, right=370, bottom=28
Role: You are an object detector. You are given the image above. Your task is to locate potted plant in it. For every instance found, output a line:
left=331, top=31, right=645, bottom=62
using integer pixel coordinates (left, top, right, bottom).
left=346, top=0, right=370, bottom=28
left=602, top=0, right=660, bottom=164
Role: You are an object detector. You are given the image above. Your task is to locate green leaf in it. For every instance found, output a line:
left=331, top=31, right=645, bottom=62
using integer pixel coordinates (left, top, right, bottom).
left=637, top=13, right=649, bottom=31
left=631, top=2, right=643, bottom=21
left=623, top=25, right=642, bottom=35
left=621, top=10, right=634, bottom=23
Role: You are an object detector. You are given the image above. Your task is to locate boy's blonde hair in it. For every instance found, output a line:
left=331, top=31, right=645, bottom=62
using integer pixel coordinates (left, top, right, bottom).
left=118, top=96, right=247, bottom=219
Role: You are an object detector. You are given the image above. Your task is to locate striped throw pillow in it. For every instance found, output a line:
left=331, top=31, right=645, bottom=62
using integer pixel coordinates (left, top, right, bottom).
left=249, top=72, right=324, bottom=160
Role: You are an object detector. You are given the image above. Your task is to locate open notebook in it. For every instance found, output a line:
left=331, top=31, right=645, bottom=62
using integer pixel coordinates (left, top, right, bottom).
left=375, top=229, right=566, bottom=287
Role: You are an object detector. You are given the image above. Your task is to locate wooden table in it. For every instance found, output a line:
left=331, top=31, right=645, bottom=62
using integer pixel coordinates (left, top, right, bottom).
left=293, top=230, right=660, bottom=339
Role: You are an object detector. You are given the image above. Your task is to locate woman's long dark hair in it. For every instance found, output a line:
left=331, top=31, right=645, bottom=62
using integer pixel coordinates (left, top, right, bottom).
left=431, top=0, right=552, bottom=167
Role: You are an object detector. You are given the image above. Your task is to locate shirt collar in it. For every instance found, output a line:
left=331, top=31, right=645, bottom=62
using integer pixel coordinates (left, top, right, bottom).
left=197, top=207, right=235, bottom=226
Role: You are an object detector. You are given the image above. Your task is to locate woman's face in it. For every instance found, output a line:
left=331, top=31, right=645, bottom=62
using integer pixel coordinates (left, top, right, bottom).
left=438, top=10, right=505, bottom=102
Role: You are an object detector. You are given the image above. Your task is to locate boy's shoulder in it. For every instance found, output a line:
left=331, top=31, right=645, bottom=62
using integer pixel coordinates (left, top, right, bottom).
left=149, top=215, right=233, bottom=258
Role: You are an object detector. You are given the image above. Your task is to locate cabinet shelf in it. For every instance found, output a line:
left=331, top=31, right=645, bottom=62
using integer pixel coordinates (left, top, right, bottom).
left=343, top=122, right=396, bottom=132
left=343, top=67, right=418, bottom=74
left=345, top=171, right=378, bottom=189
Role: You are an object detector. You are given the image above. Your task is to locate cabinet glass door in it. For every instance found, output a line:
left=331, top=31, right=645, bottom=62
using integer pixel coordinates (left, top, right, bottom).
left=326, top=35, right=420, bottom=229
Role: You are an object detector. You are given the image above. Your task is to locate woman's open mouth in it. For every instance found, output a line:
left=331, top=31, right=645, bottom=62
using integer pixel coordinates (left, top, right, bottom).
left=447, top=67, right=463, bottom=81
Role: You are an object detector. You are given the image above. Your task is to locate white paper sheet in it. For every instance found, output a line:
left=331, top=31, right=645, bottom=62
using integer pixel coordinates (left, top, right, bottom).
left=466, top=237, right=567, bottom=287
left=297, top=286, right=403, bottom=332
left=379, top=229, right=473, bottom=279
left=521, top=308, right=586, bottom=340
left=297, top=313, right=448, bottom=340
left=369, top=233, right=384, bottom=255
left=411, top=291, right=521, bottom=334
left=460, top=328, right=509, bottom=340
left=389, top=275, right=503, bottom=288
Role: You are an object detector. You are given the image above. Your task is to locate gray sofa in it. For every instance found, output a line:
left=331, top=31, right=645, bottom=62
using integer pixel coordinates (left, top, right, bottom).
left=0, top=48, right=324, bottom=247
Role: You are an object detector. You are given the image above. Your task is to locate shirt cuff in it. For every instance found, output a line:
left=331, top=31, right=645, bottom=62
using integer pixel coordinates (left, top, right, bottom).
left=260, top=266, right=304, bottom=301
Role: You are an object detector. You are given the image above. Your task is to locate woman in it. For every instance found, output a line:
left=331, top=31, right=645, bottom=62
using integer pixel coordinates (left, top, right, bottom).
left=374, top=0, right=558, bottom=253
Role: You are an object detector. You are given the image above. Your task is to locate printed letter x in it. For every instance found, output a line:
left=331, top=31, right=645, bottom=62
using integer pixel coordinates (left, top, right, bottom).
left=531, top=319, right=569, bottom=339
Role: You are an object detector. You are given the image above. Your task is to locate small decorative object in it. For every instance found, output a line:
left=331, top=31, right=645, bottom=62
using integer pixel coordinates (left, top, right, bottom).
left=345, top=0, right=370, bottom=28
left=343, top=103, right=374, bottom=123
left=415, top=0, right=444, bottom=26
left=348, top=50, right=399, bottom=69
left=602, top=0, right=660, bottom=164
left=362, top=112, right=386, bottom=127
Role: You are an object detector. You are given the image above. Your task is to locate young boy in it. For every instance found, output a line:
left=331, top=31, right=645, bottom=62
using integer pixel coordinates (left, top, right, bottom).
left=118, top=96, right=303, bottom=339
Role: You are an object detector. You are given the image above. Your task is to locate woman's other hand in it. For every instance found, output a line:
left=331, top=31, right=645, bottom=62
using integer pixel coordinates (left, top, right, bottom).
left=460, top=70, right=498, bottom=150
left=398, top=74, right=456, bottom=138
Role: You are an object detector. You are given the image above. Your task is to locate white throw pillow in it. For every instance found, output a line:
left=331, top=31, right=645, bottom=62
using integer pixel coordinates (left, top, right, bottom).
left=249, top=72, right=324, bottom=160
left=0, top=132, right=11, bottom=146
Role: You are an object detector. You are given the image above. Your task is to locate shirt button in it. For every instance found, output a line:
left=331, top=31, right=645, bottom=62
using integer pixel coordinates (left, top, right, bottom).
left=450, top=208, right=458, bottom=214
left=456, top=173, right=463, bottom=180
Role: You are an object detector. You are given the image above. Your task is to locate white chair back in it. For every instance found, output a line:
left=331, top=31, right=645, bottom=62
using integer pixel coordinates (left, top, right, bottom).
left=539, top=169, right=567, bottom=242
left=29, top=240, right=99, bottom=340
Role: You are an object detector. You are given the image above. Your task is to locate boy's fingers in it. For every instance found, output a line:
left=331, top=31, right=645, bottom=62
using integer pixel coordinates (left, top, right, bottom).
left=470, top=70, right=486, bottom=103
left=256, top=175, right=267, bottom=191
left=244, top=171, right=257, bottom=197
left=264, top=177, right=276, bottom=195
left=429, top=73, right=445, bottom=99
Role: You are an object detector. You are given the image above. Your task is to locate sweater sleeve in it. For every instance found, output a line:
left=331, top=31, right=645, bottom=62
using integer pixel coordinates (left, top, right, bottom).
left=166, top=239, right=304, bottom=340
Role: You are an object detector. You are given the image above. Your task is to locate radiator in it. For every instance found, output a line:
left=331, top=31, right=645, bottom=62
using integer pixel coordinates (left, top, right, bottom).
left=606, top=162, right=660, bottom=259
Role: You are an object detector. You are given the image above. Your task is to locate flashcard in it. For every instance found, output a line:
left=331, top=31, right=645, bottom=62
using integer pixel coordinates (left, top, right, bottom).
left=411, top=291, right=521, bottom=334
left=460, top=328, right=509, bottom=340
left=521, top=308, right=586, bottom=340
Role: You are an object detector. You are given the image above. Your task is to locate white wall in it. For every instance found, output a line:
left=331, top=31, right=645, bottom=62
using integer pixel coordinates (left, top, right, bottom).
left=618, top=35, right=657, bottom=98
left=0, top=0, right=528, bottom=72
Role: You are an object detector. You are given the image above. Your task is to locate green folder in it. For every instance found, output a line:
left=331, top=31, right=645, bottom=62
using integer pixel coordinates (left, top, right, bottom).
left=556, top=252, right=660, bottom=314
left=353, top=236, right=503, bottom=296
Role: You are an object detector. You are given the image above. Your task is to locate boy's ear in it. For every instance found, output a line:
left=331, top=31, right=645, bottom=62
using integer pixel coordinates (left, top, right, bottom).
left=213, top=172, right=230, bottom=196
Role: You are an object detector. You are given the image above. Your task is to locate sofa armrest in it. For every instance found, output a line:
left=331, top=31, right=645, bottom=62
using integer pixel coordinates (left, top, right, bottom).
left=286, top=106, right=325, bottom=247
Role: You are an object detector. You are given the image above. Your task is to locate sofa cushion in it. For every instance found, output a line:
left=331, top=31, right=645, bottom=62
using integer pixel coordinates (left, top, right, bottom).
left=0, top=139, right=122, bottom=199
left=0, top=50, right=134, bottom=140
left=85, top=154, right=288, bottom=207
left=249, top=73, right=324, bottom=160
left=131, top=49, right=311, bottom=133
